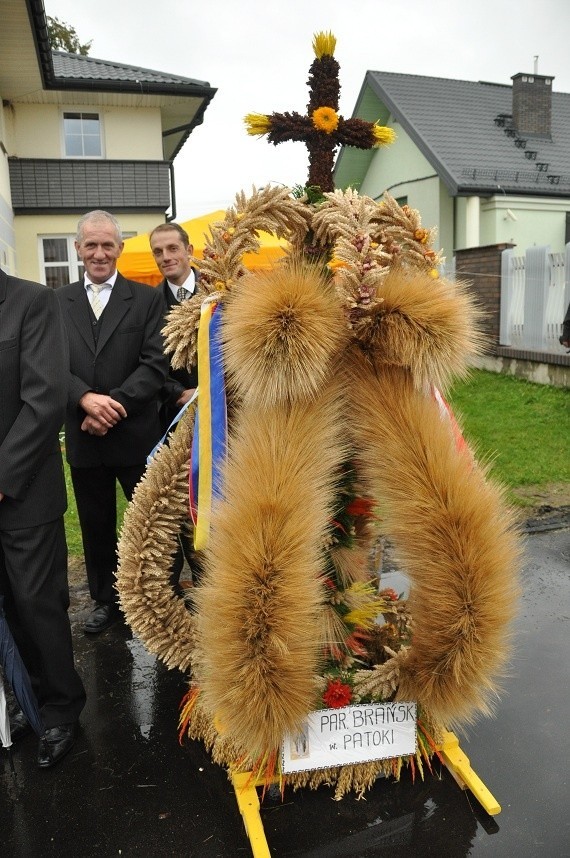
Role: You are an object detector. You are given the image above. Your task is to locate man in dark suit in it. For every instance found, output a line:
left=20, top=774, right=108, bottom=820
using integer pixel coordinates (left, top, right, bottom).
left=149, top=222, right=200, bottom=587
left=149, top=222, right=199, bottom=429
left=57, top=210, right=168, bottom=634
left=0, top=267, right=86, bottom=768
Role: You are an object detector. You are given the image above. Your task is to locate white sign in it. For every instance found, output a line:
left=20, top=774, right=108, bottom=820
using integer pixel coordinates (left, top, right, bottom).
left=282, top=702, right=417, bottom=773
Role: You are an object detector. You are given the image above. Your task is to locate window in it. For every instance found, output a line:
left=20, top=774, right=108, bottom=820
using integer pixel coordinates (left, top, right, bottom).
left=40, top=236, right=84, bottom=288
left=63, top=112, right=102, bottom=157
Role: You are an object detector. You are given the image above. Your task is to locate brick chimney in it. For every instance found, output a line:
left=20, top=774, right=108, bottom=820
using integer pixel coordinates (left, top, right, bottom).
left=511, top=72, right=554, bottom=138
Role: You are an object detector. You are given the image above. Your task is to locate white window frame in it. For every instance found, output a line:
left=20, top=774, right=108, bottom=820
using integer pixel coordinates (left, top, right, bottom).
left=38, top=235, right=84, bottom=288
left=61, top=110, right=104, bottom=159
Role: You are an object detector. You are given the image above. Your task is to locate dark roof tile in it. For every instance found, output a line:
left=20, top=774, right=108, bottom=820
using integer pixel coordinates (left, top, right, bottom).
left=364, top=71, right=570, bottom=195
left=51, top=50, right=211, bottom=90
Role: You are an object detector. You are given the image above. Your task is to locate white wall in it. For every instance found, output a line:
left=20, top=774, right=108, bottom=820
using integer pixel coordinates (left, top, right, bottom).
left=11, top=104, right=163, bottom=160
left=0, top=100, right=15, bottom=272
left=480, top=196, right=570, bottom=253
left=360, top=122, right=453, bottom=257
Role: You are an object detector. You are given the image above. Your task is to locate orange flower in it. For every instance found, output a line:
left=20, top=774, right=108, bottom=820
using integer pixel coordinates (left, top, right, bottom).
left=380, top=587, right=399, bottom=602
left=345, top=633, right=369, bottom=657
left=414, top=228, right=429, bottom=244
left=312, top=106, right=340, bottom=134
left=323, top=678, right=352, bottom=709
left=327, top=257, right=348, bottom=271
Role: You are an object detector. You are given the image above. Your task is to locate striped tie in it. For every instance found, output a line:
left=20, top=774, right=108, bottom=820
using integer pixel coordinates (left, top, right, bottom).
left=90, top=284, right=105, bottom=320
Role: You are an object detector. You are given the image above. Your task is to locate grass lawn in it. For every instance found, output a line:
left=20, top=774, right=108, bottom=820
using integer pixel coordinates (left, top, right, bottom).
left=63, top=369, right=569, bottom=557
left=448, top=369, right=569, bottom=490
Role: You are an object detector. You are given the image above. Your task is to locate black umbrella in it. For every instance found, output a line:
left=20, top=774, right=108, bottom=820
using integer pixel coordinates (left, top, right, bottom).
left=0, top=596, right=45, bottom=740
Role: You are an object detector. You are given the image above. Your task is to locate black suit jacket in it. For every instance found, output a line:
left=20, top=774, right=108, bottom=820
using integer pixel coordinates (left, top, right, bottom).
left=158, top=274, right=199, bottom=431
left=57, top=273, right=168, bottom=467
left=0, top=269, right=67, bottom=529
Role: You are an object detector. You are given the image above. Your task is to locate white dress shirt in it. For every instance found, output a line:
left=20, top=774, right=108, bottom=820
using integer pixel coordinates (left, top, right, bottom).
left=84, top=271, right=119, bottom=312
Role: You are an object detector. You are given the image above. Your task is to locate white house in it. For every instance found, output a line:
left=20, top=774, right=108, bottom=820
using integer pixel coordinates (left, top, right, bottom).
left=335, top=68, right=570, bottom=264
left=334, top=67, right=570, bottom=387
left=0, top=0, right=216, bottom=284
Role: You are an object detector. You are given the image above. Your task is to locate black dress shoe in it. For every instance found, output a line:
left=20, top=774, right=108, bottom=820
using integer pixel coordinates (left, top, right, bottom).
left=37, top=723, right=78, bottom=769
left=9, top=710, right=33, bottom=743
left=83, top=602, right=120, bottom=634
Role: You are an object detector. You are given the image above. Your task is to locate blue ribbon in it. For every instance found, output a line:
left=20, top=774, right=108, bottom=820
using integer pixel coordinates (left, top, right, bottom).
left=190, top=303, right=227, bottom=538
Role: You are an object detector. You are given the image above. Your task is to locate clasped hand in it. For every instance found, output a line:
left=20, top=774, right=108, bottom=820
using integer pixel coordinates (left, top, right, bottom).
left=79, top=392, right=127, bottom=436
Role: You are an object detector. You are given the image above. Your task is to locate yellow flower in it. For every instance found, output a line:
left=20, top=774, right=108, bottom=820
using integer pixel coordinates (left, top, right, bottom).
left=429, top=268, right=440, bottom=279
left=372, top=124, right=396, bottom=146
left=244, top=113, right=271, bottom=136
left=313, top=31, right=336, bottom=59
left=327, top=258, right=348, bottom=271
left=312, top=106, right=339, bottom=134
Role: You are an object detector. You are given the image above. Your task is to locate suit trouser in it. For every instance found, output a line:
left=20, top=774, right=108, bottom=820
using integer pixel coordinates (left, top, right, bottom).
left=70, top=463, right=145, bottom=605
left=169, top=527, right=203, bottom=588
left=0, top=518, right=86, bottom=728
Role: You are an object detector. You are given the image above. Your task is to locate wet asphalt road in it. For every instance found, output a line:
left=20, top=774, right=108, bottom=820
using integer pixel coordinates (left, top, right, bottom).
left=1, top=513, right=569, bottom=857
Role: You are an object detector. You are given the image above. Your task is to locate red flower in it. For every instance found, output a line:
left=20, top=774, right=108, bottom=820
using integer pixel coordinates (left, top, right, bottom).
left=381, top=588, right=399, bottom=602
left=323, top=678, right=352, bottom=709
left=345, top=497, right=375, bottom=517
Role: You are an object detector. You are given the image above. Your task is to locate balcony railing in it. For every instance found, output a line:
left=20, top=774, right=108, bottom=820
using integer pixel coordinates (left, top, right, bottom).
left=9, top=158, right=171, bottom=213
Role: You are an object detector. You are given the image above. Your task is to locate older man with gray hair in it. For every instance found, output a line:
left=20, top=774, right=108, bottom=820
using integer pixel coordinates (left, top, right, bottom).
left=57, top=210, right=168, bottom=634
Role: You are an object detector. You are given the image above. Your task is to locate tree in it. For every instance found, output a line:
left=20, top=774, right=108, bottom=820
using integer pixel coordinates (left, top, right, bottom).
left=47, top=16, right=92, bottom=55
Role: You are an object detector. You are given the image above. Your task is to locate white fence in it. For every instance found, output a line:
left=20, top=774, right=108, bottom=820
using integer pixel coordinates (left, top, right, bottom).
left=500, top=244, right=570, bottom=352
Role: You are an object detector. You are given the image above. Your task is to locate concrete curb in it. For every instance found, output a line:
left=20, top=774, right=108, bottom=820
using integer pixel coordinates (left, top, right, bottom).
left=524, top=505, right=570, bottom=534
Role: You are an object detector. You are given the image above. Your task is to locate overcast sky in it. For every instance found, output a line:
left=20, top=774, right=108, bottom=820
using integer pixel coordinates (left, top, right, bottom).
left=45, top=0, right=570, bottom=220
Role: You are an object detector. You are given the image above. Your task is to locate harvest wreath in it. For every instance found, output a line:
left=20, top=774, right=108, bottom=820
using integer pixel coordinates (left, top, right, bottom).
left=116, top=34, right=521, bottom=801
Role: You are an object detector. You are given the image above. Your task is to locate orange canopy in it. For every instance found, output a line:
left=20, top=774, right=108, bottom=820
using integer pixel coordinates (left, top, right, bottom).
left=117, top=210, right=288, bottom=286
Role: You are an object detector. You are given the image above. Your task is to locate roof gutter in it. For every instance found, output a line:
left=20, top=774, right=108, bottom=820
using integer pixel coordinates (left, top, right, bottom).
left=25, top=0, right=56, bottom=88
left=162, top=93, right=214, bottom=160
left=167, top=162, right=176, bottom=222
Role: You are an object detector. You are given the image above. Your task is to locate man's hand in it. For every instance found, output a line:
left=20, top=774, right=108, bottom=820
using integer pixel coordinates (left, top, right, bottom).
left=79, top=392, right=127, bottom=428
left=176, top=388, right=196, bottom=407
left=81, top=415, right=109, bottom=436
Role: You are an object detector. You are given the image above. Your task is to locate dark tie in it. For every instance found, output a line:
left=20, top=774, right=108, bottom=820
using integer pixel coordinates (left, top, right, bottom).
left=176, top=287, right=187, bottom=302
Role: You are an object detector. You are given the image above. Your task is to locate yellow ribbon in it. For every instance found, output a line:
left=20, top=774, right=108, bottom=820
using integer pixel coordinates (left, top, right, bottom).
left=193, top=301, right=214, bottom=549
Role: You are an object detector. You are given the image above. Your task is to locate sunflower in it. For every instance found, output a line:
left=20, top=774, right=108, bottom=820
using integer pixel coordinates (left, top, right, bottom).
left=312, top=106, right=339, bottom=134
